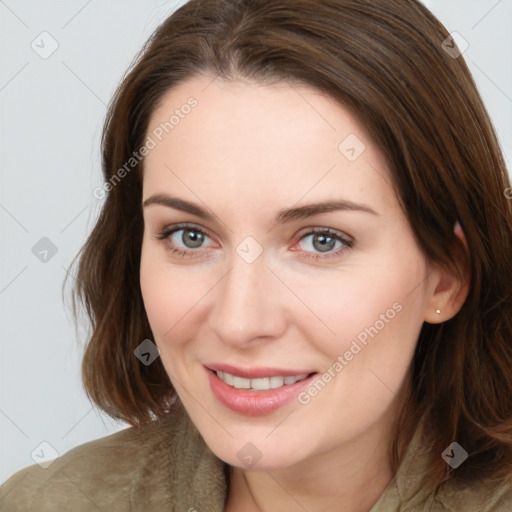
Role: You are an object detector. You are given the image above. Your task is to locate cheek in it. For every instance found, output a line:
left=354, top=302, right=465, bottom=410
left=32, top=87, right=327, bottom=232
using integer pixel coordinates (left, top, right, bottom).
left=139, top=244, right=220, bottom=370
left=299, top=252, right=427, bottom=365
left=139, top=248, right=198, bottom=344
left=294, top=267, right=425, bottom=435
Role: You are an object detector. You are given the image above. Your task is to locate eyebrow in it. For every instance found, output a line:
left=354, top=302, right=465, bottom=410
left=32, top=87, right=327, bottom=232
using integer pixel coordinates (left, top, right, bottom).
left=142, top=193, right=378, bottom=223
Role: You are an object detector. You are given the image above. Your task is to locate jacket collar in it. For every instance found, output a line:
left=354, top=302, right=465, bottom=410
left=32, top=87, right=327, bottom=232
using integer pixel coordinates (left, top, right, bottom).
left=130, top=399, right=227, bottom=511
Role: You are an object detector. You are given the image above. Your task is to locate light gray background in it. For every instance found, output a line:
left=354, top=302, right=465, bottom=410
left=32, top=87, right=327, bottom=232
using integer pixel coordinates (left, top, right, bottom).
left=1, top=0, right=511, bottom=484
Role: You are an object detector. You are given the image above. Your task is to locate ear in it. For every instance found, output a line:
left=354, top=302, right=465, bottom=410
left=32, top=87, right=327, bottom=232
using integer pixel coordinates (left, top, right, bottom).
left=424, top=221, right=471, bottom=324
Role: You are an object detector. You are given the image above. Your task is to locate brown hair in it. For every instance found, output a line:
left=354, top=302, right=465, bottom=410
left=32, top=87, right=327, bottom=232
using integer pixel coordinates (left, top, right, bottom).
left=69, top=0, right=512, bottom=492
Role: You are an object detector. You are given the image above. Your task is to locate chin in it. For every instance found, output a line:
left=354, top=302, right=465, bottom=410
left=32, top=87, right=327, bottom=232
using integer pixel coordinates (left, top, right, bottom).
left=192, top=418, right=317, bottom=472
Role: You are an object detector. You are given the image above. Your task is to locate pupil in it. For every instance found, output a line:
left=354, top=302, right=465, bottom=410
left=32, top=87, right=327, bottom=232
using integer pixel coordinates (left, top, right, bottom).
left=183, top=230, right=204, bottom=248
left=313, top=234, right=335, bottom=253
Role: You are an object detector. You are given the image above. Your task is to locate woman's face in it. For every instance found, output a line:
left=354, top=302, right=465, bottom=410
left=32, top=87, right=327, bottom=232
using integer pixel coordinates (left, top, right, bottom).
left=140, top=75, right=436, bottom=470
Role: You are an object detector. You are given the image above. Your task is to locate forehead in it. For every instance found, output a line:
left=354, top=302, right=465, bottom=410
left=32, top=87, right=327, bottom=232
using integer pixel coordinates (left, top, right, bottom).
left=142, top=75, right=398, bottom=217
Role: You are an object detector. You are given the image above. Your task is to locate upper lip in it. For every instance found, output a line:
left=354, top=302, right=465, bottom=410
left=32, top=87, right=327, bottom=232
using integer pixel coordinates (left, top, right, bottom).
left=206, top=363, right=316, bottom=379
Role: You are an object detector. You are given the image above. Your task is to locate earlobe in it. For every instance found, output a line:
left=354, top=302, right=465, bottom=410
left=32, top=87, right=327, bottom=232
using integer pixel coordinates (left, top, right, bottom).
left=424, top=221, right=471, bottom=324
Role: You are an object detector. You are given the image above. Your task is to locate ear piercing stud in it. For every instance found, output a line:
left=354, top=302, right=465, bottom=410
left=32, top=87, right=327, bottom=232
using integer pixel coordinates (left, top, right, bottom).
left=435, top=309, right=441, bottom=314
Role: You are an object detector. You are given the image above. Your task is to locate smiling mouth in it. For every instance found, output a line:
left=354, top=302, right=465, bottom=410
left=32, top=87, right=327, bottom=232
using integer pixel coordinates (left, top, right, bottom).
left=215, top=370, right=312, bottom=391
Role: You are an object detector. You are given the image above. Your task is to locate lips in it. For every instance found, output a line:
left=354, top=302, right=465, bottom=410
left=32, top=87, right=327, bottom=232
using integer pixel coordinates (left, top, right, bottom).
left=205, top=364, right=317, bottom=416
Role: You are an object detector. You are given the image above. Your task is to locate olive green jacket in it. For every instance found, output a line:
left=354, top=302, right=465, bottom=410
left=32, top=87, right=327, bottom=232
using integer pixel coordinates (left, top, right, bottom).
left=1, top=401, right=511, bottom=511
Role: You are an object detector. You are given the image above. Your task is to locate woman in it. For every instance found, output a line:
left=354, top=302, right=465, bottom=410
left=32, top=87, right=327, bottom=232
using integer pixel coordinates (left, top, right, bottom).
left=2, top=0, right=512, bottom=510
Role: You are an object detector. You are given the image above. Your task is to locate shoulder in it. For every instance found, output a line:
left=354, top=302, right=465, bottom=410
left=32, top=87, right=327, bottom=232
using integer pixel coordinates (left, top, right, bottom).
left=373, top=421, right=512, bottom=512
left=374, top=471, right=512, bottom=512
left=0, top=403, right=227, bottom=512
left=0, top=419, right=167, bottom=512
left=433, top=475, right=512, bottom=512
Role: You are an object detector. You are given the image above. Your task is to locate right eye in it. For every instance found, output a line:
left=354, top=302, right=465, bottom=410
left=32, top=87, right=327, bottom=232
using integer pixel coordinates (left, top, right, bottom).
left=156, top=223, right=216, bottom=258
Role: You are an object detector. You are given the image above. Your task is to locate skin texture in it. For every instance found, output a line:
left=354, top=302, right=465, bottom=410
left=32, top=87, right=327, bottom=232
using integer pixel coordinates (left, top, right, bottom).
left=139, top=75, right=468, bottom=512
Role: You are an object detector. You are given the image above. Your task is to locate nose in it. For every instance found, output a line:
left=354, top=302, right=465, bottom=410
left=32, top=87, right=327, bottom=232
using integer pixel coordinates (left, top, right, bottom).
left=208, top=248, right=287, bottom=348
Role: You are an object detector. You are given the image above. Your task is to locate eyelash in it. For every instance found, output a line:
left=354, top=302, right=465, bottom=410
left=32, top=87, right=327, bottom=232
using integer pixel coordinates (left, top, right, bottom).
left=155, top=223, right=354, bottom=261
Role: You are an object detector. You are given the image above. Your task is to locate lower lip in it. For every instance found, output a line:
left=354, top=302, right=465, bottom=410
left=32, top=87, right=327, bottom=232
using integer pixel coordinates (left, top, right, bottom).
left=206, top=368, right=316, bottom=416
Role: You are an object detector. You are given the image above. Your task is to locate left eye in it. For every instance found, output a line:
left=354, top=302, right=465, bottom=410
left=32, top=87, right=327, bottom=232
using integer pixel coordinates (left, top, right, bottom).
left=297, top=230, right=348, bottom=254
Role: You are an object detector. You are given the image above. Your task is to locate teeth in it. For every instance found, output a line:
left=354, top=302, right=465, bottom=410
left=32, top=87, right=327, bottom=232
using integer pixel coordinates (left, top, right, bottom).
left=269, top=376, right=285, bottom=389
left=216, top=371, right=309, bottom=391
left=233, top=376, right=251, bottom=389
